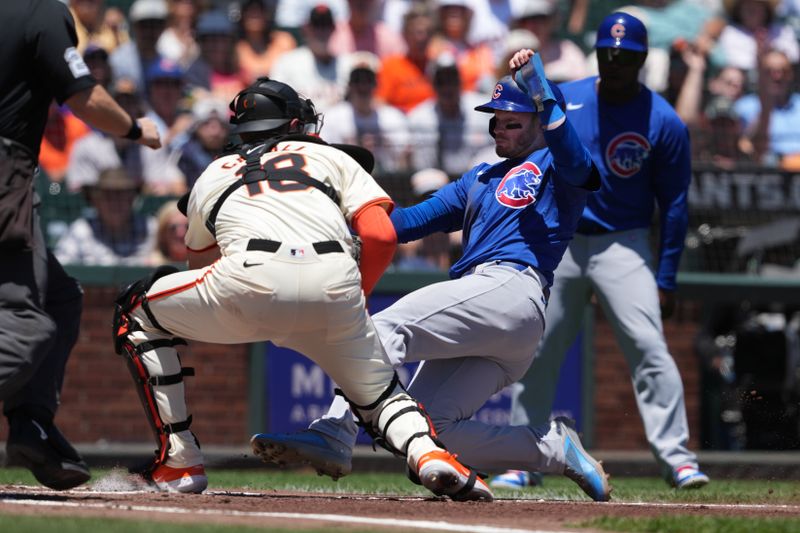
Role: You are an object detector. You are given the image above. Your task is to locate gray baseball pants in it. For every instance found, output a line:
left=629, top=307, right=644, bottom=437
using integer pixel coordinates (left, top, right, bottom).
left=310, top=262, right=571, bottom=474
left=0, top=204, right=83, bottom=418
left=518, top=228, right=698, bottom=477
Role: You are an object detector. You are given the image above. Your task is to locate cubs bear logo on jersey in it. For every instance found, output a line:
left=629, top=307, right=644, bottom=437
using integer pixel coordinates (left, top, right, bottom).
left=495, top=161, right=542, bottom=209
left=605, top=132, right=651, bottom=178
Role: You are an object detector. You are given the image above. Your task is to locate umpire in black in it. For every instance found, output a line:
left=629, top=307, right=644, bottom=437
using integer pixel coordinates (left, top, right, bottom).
left=0, top=0, right=161, bottom=490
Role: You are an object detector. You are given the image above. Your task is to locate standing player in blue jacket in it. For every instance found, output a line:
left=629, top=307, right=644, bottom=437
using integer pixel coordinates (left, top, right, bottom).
left=251, top=54, right=613, bottom=501
left=493, top=12, right=709, bottom=491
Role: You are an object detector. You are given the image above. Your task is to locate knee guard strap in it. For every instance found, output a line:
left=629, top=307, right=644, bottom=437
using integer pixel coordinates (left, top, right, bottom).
left=334, top=372, right=401, bottom=411
left=133, top=339, right=193, bottom=387
left=381, top=399, right=438, bottom=455
left=335, top=376, right=440, bottom=459
left=134, top=339, right=194, bottom=386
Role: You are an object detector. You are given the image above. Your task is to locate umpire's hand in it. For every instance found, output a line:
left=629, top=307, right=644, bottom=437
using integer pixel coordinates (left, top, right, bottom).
left=135, top=118, right=162, bottom=149
left=67, top=85, right=163, bottom=150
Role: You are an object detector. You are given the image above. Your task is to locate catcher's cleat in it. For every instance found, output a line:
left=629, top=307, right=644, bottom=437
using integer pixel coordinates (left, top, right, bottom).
left=416, top=450, right=494, bottom=502
left=250, top=430, right=352, bottom=481
left=556, top=416, right=611, bottom=502
left=5, top=411, right=91, bottom=491
left=672, top=465, right=710, bottom=489
left=151, top=463, right=207, bottom=493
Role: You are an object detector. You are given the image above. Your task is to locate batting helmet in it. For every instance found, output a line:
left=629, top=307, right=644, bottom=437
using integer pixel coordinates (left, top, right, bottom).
left=228, top=77, right=318, bottom=135
left=475, top=76, right=565, bottom=114
left=595, top=12, right=648, bottom=52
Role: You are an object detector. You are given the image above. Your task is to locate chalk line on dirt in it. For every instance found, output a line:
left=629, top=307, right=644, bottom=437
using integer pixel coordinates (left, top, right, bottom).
left=503, top=498, right=800, bottom=512
left=0, top=497, right=563, bottom=533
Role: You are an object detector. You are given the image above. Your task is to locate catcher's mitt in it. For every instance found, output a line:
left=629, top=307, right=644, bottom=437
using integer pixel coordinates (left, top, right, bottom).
left=331, top=143, right=375, bottom=174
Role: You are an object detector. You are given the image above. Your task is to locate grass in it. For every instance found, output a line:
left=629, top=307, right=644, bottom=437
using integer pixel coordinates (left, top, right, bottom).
left=2, top=467, right=800, bottom=503
left=581, top=515, right=800, bottom=533
left=494, top=476, right=800, bottom=505
left=0, top=515, right=330, bottom=533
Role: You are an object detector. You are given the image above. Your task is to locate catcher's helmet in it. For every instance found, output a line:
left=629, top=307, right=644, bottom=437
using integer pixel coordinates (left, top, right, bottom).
left=595, top=12, right=648, bottom=52
left=228, top=77, right=319, bottom=135
left=475, top=76, right=565, bottom=114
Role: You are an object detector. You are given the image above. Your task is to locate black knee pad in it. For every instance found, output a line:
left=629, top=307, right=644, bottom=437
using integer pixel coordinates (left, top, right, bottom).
left=113, top=265, right=179, bottom=354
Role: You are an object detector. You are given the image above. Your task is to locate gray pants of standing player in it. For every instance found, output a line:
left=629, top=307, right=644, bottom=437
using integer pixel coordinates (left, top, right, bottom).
left=309, top=262, right=573, bottom=474
left=0, top=204, right=83, bottom=418
left=518, top=228, right=698, bottom=478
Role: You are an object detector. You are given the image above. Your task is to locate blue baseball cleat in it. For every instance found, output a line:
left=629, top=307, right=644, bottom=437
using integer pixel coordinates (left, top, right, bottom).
left=672, top=465, right=710, bottom=489
left=555, top=416, right=611, bottom=501
left=489, top=469, right=544, bottom=489
left=250, top=430, right=352, bottom=481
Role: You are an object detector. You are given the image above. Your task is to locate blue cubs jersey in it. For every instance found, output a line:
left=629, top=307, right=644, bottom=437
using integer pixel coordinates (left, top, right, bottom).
left=391, top=120, right=597, bottom=287
left=559, top=76, right=691, bottom=290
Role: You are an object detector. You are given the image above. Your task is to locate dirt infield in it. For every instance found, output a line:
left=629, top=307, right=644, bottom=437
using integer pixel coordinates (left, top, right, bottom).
left=3, top=483, right=800, bottom=533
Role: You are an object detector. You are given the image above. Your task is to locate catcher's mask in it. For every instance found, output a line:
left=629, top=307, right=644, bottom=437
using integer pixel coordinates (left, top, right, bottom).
left=229, top=77, right=321, bottom=135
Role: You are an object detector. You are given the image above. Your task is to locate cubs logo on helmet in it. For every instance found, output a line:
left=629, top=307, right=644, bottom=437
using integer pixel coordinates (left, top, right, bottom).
left=595, top=12, right=648, bottom=52
left=492, top=83, right=503, bottom=100
left=605, top=132, right=651, bottom=178
left=495, top=161, right=542, bottom=209
left=610, top=23, right=626, bottom=41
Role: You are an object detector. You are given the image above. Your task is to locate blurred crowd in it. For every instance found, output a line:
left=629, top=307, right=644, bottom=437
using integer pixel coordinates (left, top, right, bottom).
left=41, top=0, right=800, bottom=269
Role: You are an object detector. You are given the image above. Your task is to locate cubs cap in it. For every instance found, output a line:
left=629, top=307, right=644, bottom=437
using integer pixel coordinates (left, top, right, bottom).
left=595, top=11, right=648, bottom=52
left=475, top=75, right=565, bottom=114
left=145, top=57, right=184, bottom=82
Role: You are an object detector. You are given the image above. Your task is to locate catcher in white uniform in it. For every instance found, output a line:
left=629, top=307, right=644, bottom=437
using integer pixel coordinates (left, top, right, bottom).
left=112, top=77, right=492, bottom=501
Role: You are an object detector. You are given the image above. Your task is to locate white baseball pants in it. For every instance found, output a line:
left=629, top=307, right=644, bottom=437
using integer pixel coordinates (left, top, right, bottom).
left=128, top=242, right=438, bottom=468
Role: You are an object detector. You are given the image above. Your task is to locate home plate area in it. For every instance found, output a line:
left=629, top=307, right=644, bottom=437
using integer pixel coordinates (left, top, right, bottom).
left=2, top=481, right=799, bottom=533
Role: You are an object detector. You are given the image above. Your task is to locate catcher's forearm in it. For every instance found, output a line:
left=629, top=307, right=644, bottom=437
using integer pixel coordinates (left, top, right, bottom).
left=352, top=205, right=397, bottom=296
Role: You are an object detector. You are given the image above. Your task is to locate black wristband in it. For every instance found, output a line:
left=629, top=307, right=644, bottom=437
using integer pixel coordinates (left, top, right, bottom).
left=124, top=118, right=142, bottom=140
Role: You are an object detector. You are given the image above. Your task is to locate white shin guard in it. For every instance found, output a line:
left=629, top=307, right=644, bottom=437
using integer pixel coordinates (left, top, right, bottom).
left=126, top=330, right=203, bottom=467
left=362, top=391, right=439, bottom=470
